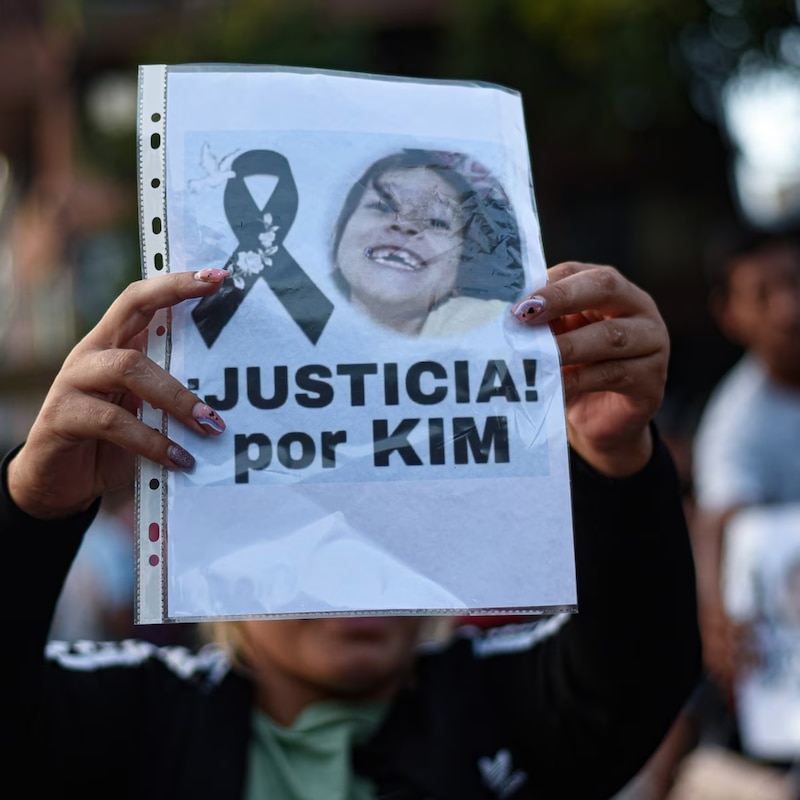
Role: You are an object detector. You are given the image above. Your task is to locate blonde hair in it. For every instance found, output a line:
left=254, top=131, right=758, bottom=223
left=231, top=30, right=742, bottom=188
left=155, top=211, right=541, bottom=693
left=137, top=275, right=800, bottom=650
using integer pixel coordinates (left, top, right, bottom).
left=199, top=615, right=457, bottom=670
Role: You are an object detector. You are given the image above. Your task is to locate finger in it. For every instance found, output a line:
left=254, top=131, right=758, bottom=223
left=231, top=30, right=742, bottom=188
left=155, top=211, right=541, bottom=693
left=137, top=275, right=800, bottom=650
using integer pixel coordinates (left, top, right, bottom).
left=61, top=347, right=227, bottom=438
left=545, top=261, right=648, bottom=313
left=561, top=356, right=665, bottom=404
left=87, top=269, right=229, bottom=349
left=511, top=262, right=658, bottom=324
left=51, top=391, right=197, bottom=470
left=554, top=314, right=667, bottom=368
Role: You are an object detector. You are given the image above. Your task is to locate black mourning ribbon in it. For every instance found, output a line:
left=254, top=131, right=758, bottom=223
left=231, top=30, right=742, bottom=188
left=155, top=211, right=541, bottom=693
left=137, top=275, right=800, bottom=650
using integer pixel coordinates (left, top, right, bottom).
left=192, top=150, right=334, bottom=347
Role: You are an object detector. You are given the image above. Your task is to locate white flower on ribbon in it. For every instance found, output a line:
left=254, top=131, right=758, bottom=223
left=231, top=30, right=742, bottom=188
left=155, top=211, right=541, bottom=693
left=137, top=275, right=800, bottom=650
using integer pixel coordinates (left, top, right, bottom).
left=259, top=231, right=278, bottom=251
left=233, top=250, right=263, bottom=289
left=237, top=251, right=264, bottom=275
left=259, top=213, right=280, bottom=258
left=229, top=213, right=281, bottom=289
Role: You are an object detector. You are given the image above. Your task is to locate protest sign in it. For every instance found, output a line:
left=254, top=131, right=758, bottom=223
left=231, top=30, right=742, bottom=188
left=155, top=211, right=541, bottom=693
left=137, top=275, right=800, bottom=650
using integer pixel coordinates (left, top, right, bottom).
left=136, top=64, right=574, bottom=622
left=724, top=504, right=800, bottom=760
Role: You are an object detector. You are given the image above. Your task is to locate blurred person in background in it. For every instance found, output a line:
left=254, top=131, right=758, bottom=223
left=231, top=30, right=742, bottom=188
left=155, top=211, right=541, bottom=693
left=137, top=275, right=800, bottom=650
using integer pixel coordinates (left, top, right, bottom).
left=48, top=485, right=135, bottom=641
left=692, top=225, right=800, bottom=691
left=682, top=224, right=800, bottom=792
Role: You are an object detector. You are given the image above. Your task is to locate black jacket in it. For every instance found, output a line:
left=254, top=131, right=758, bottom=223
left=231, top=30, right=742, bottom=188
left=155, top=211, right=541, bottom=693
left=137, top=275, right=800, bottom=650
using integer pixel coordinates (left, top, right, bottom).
left=2, top=432, right=700, bottom=799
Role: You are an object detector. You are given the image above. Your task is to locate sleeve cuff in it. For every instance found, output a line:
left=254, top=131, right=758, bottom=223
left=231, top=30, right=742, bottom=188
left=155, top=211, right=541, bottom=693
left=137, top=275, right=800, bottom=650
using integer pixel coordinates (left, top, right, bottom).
left=0, top=443, right=101, bottom=534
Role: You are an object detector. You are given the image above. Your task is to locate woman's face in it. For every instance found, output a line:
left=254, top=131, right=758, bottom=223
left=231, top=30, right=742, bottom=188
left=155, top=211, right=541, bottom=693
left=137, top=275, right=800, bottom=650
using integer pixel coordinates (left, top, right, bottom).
left=335, top=166, right=467, bottom=332
left=238, top=616, right=424, bottom=722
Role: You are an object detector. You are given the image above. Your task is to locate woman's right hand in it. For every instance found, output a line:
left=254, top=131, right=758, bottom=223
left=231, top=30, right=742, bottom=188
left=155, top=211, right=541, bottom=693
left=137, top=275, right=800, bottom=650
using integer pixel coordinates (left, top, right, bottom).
left=7, top=269, right=230, bottom=520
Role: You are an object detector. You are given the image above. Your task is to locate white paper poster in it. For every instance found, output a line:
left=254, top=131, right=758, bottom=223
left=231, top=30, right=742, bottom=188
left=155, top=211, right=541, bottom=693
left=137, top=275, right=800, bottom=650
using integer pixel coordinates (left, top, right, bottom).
left=135, top=64, right=575, bottom=623
left=724, top=503, right=800, bottom=760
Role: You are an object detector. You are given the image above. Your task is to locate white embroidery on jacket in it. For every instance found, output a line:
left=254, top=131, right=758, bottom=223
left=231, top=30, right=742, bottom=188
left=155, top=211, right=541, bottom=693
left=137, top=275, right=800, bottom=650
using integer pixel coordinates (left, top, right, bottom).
left=478, top=748, right=527, bottom=798
left=470, top=613, right=571, bottom=658
left=45, top=639, right=230, bottom=684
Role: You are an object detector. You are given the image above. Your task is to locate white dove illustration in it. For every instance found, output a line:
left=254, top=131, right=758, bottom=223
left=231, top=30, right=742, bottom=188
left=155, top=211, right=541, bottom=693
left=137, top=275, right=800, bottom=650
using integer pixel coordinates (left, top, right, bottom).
left=188, top=143, right=240, bottom=192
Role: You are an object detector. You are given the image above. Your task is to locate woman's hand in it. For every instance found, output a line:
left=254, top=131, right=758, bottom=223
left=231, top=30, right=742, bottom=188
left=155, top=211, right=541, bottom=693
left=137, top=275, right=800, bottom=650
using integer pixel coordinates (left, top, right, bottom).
left=512, top=261, right=668, bottom=476
left=7, top=269, right=230, bottom=520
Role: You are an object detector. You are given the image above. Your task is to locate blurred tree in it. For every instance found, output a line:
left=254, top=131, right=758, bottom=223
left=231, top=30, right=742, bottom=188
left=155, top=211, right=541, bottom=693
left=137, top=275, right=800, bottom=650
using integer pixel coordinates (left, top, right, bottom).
left=52, top=0, right=800, bottom=400
left=61, top=0, right=800, bottom=244
left=135, top=0, right=371, bottom=72
left=447, top=0, right=705, bottom=155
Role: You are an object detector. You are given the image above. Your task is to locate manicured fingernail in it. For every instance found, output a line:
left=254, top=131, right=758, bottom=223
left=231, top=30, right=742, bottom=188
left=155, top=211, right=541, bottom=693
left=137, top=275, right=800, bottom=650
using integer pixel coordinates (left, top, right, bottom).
left=167, top=444, right=195, bottom=470
left=512, top=296, right=546, bottom=321
left=192, top=401, right=226, bottom=434
left=194, top=268, right=230, bottom=283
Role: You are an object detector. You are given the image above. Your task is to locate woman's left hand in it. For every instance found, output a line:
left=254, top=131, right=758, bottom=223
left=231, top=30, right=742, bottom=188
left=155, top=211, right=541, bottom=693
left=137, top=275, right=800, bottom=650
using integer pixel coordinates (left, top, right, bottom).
left=511, top=261, right=668, bottom=476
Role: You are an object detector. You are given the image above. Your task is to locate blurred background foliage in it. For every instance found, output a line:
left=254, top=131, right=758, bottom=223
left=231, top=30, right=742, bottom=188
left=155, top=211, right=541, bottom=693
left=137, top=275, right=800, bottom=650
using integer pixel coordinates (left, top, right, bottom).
left=2, top=0, right=799, bottom=444
left=66, top=0, right=798, bottom=266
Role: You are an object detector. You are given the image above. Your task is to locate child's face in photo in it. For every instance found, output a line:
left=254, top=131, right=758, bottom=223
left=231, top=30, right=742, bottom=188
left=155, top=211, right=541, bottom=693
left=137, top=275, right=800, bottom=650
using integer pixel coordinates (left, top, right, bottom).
left=335, top=166, right=466, bottom=321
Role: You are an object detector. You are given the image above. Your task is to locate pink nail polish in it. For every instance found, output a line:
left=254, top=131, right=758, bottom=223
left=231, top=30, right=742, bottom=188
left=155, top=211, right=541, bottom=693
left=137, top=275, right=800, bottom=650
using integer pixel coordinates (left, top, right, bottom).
left=513, top=296, right=546, bottom=321
left=192, top=401, right=226, bottom=434
left=194, top=268, right=230, bottom=283
left=167, top=444, right=195, bottom=470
